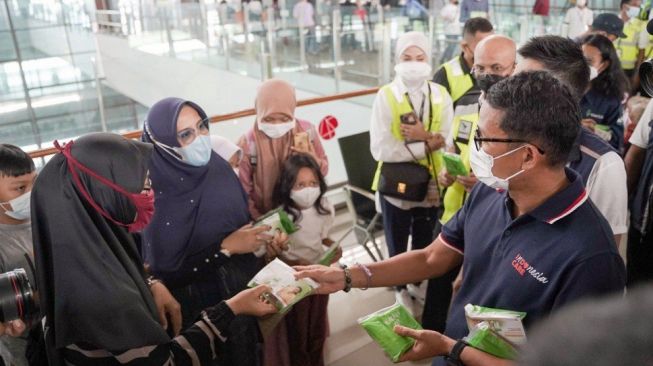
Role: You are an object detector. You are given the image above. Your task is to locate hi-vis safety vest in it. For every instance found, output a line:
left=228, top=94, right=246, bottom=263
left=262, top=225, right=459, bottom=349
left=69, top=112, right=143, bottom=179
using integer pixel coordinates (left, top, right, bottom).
left=617, top=18, right=645, bottom=70
left=441, top=104, right=479, bottom=224
left=442, top=56, right=474, bottom=103
left=442, top=57, right=474, bottom=103
left=371, top=82, right=448, bottom=193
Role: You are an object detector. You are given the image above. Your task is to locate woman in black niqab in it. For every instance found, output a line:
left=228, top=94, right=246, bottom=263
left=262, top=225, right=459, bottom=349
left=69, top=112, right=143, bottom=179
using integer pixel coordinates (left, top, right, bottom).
left=31, top=133, right=274, bottom=365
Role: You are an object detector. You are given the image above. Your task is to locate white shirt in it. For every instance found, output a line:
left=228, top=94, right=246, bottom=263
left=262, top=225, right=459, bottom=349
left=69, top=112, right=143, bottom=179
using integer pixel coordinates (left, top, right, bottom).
left=282, top=200, right=334, bottom=263
left=440, top=3, right=461, bottom=36
left=370, top=77, right=454, bottom=210
left=563, top=7, right=593, bottom=39
left=293, top=1, right=315, bottom=27
left=583, top=151, right=629, bottom=235
left=629, top=98, right=653, bottom=148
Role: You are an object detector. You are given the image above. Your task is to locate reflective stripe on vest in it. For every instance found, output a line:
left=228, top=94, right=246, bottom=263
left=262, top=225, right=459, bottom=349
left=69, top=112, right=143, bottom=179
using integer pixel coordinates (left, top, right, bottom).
left=371, top=82, right=447, bottom=192
left=441, top=104, right=479, bottom=224
left=617, top=19, right=645, bottom=70
left=442, top=57, right=474, bottom=102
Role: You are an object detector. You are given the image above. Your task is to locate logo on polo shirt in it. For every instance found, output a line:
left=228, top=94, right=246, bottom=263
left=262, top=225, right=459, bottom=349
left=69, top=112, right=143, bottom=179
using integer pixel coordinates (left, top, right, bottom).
left=511, top=253, right=549, bottom=284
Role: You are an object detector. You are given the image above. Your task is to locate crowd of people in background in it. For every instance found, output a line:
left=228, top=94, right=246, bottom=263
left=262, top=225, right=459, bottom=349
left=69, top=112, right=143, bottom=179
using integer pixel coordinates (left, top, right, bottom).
left=4, top=1, right=653, bottom=365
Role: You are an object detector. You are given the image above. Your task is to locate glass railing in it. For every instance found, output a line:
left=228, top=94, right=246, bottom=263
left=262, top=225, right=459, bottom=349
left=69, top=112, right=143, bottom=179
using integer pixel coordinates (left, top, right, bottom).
left=98, top=0, right=619, bottom=101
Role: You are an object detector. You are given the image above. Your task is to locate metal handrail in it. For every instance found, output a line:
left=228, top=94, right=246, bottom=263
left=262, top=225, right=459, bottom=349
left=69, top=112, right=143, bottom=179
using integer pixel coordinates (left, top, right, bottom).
left=27, top=87, right=379, bottom=159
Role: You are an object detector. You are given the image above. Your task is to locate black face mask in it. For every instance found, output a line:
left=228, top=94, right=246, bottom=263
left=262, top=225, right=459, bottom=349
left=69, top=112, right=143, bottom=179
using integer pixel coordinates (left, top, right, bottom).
left=475, top=73, right=508, bottom=93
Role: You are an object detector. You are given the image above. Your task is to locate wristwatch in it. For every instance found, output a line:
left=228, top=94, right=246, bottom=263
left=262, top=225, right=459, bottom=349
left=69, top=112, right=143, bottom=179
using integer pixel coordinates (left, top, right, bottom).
left=445, top=339, right=468, bottom=366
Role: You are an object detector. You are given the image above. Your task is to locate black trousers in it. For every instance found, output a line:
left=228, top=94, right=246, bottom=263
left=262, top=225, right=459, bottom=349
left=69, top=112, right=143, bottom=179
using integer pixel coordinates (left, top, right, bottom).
left=380, top=196, right=438, bottom=291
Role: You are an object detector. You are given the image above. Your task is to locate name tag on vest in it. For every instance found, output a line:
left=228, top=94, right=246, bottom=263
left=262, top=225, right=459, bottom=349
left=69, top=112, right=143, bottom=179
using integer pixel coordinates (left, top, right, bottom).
left=456, top=120, right=473, bottom=145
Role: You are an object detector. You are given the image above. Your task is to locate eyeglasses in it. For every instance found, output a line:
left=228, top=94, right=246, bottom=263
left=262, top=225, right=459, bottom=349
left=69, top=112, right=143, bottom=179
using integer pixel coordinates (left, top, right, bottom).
left=474, top=129, right=545, bottom=154
left=177, top=118, right=210, bottom=145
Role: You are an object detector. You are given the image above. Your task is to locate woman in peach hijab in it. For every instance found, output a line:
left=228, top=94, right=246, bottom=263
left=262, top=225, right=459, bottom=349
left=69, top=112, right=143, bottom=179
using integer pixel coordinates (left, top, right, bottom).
left=238, top=79, right=328, bottom=219
left=238, top=79, right=329, bottom=366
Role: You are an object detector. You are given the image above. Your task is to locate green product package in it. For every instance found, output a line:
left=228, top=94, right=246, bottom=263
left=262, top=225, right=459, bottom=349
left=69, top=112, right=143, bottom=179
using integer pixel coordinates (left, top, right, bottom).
left=464, top=304, right=527, bottom=345
left=317, top=242, right=340, bottom=266
left=595, top=124, right=610, bottom=132
left=465, top=321, right=519, bottom=359
left=358, top=303, right=422, bottom=362
left=442, top=152, right=468, bottom=177
left=254, top=207, right=300, bottom=235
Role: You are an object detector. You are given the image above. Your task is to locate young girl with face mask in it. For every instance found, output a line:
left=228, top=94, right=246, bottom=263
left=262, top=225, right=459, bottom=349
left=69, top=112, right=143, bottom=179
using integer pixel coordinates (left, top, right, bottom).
left=268, top=153, right=337, bottom=366
left=369, top=31, right=453, bottom=311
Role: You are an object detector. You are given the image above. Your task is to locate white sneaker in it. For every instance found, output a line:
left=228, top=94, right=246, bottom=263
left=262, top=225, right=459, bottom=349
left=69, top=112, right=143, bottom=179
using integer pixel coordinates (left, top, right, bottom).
left=395, top=289, right=415, bottom=315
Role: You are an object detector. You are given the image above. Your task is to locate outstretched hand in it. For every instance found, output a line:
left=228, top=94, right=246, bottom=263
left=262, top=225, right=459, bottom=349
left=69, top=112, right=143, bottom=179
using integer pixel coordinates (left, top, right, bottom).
left=294, top=265, right=345, bottom=295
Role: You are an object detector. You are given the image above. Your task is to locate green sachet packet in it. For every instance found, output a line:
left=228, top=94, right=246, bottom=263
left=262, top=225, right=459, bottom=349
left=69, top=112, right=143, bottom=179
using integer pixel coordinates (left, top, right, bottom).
left=317, top=242, right=339, bottom=266
left=254, top=207, right=300, bottom=235
left=442, top=152, right=468, bottom=177
left=358, top=303, right=423, bottom=363
left=465, top=321, right=519, bottom=359
left=464, top=304, right=527, bottom=345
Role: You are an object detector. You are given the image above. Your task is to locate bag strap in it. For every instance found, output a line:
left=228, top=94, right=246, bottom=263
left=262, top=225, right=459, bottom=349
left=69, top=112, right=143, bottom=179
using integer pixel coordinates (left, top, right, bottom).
left=402, top=83, right=435, bottom=166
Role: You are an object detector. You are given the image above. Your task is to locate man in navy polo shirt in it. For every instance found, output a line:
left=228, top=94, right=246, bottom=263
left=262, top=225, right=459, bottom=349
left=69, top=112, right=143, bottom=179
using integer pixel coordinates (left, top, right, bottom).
left=295, top=71, right=626, bottom=366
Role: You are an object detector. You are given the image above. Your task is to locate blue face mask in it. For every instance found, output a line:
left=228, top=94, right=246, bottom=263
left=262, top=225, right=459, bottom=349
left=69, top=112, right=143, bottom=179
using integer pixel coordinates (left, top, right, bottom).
left=175, top=135, right=212, bottom=166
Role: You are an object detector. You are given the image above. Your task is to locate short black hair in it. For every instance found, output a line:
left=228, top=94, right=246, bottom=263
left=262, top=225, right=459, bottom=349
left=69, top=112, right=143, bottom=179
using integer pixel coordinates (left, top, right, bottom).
left=0, top=144, right=35, bottom=178
left=485, top=71, right=580, bottom=167
left=620, top=0, right=635, bottom=7
left=463, top=17, right=494, bottom=37
left=518, top=35, right=589, bottom=101
left=518, top=284, right=653, bottom=366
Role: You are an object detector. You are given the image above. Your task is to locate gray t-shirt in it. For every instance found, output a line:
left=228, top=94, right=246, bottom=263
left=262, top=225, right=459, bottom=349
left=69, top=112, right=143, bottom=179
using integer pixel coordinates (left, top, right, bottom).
left=0, top=222, right=33, bottom=366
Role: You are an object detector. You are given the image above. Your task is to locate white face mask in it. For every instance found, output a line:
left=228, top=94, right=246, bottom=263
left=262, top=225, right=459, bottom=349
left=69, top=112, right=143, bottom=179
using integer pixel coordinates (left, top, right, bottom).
left=576, top=0, right=587, bottom=7
left=0, top=191, right=31, bottom=221
left=395, top=61, right=432, bottom=90
left=589, top=66, right=599, bottom=80
left=627, top=5, right=640, bottom=18
left=258, top=120, right=296, bottom=139
left=290, top=186, right=321, bottom=209
left=469, top=142, right=526, bottom=190
left=174, top=135, right=212, bottom=167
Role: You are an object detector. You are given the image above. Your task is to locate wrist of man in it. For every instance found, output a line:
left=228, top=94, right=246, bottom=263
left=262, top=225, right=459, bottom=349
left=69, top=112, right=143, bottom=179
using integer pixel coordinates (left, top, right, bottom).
left=349, top=265, right=371, bottom=289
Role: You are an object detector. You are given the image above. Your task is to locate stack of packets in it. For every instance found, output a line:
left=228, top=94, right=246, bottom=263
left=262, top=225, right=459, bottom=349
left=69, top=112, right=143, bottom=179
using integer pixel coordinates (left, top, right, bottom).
left=463, top=304, right=527, bottom=359
left=247, top=258, right=319, bottom=336
left=252, top=208, right=299, bottom=257
left=358, top=303, right=423, bottom=362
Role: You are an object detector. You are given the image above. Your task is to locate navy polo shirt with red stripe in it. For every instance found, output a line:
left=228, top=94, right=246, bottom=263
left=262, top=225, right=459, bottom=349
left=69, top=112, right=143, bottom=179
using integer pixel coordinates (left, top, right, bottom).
left=438, top=168, right=625, bottom=348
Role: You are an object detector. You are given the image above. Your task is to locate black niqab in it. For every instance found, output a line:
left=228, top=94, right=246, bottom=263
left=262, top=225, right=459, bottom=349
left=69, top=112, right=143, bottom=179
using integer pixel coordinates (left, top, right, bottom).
left=32, top=133, right=169, bottom=356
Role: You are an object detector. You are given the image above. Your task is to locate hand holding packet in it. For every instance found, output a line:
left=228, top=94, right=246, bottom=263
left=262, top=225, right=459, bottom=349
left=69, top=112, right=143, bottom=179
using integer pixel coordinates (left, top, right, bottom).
left=248, top=258, right=318, bottom=313
left=252, top=208, right=299, bottom=257
left=358, top=303, right=423, bottom=362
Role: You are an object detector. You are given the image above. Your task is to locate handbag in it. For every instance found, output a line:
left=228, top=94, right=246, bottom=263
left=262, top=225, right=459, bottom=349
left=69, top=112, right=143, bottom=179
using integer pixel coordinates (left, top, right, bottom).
left=378, top=159, right=431, bottom=201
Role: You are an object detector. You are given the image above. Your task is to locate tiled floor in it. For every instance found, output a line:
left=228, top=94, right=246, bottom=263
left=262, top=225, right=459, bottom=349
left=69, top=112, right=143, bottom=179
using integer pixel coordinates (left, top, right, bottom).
left=323, top=202, right=433, bottom=365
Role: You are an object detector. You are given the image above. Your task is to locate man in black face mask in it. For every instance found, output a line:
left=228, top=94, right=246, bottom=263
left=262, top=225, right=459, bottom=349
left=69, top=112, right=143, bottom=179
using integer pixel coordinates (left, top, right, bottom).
left=421, top=35, right=517, bottom=334
left=473, top=35, right=517, bottom=97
